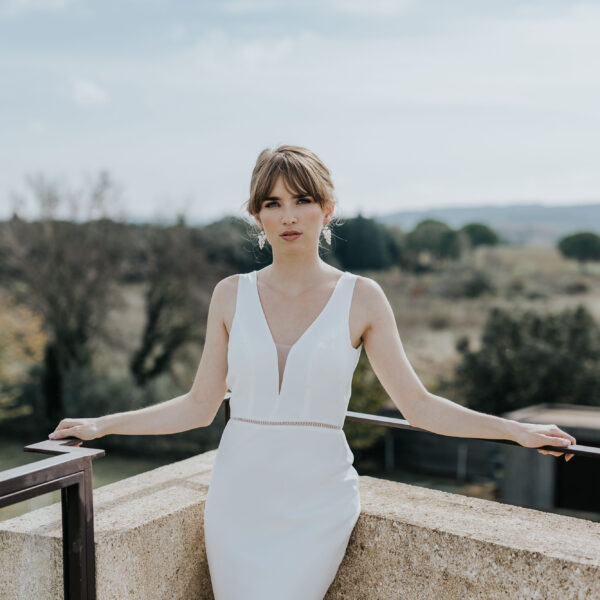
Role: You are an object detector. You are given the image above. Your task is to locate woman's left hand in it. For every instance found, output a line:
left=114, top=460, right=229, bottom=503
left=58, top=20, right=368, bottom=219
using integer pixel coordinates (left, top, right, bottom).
left=512, top=422, right=577, bottom=462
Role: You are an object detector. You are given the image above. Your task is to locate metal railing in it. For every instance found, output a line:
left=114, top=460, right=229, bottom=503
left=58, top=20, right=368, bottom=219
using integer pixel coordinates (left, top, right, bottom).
left=0, top=438, right=105, bottom=600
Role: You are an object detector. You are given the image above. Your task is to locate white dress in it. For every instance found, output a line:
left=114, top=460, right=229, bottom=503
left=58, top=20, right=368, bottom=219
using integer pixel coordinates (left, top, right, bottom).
left=203, top=269, right=363, bottom=599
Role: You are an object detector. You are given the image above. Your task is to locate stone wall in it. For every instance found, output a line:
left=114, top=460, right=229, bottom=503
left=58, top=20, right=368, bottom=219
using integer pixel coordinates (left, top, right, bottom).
left=1, top=450, right=599, bottom=599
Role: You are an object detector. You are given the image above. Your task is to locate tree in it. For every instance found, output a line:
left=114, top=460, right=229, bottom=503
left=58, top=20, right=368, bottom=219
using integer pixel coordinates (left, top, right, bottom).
left=332, top=214, right=401, bottom=271
left=557, top=232, right=600, bottom=272
left=460, top=223, right=499, bottom=248
left=0, top=296, right=46, bottom=420
left=405, top=219, right=466, bottom=268
left=197, top=216, right=259, bottom=273
left=129, top=222, right=217, bottom=386
left=454, top=305, right=600, bottom=414
left=0, top=172, right=126, bottom=424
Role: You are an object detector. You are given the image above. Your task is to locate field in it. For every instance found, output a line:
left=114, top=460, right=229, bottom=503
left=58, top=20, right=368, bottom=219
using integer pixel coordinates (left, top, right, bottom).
left=361, top=244, right=600, bottom=398
left=2, top=243, right=599, bottom=407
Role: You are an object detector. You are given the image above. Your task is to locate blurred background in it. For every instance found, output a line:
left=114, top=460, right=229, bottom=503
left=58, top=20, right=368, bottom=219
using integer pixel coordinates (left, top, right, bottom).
left=1, top=0, right=599, bottom=522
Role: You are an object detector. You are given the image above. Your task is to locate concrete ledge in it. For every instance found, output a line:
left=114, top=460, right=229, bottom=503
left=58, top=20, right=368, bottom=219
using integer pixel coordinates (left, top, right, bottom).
left=2, top=450, right=600, bottom=599
left=337, top=476, right=600, bottom=599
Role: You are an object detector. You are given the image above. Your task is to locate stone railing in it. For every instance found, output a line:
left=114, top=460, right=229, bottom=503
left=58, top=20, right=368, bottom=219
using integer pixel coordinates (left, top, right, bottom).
left=1, top=449, right=599, bottom=599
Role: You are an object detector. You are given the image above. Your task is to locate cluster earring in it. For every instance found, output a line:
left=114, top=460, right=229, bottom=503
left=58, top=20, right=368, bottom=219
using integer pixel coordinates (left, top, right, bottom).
left=258, top=229, right=267, bottom=249
left=321, top=224, right=332, bottom=245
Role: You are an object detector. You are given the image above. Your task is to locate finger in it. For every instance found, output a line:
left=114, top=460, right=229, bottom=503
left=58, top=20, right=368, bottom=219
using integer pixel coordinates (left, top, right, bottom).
left=49, top=428, right=77, bottom=439
left=554, top=428, right=577, bottom=445
left=566, top=453, right=574, bottom=461
left=54, top=424, right=73, bottom=433
left=545, top=437, right=571, bottom=448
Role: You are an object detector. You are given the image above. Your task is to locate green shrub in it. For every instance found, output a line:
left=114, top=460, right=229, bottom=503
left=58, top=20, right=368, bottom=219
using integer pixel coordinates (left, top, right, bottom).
left=454, top=304, right=600, bottom=414
left=558, top=231, right=600, bottom=265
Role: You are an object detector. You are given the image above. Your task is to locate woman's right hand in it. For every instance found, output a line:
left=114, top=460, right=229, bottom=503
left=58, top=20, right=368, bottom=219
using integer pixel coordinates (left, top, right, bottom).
left=48, top=417, right=104, bottom=442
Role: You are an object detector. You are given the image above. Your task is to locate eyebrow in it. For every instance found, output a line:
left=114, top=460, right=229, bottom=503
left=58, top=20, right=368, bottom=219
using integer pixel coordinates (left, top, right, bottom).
left=263, top=193, right=310, bottom=202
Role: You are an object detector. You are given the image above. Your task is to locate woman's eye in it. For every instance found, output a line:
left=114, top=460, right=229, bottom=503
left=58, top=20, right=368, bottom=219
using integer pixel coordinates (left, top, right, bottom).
left=264, top=198, right=311, bottom=208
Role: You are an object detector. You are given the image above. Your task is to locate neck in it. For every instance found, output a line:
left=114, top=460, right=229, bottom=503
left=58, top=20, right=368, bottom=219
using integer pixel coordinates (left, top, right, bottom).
left=265, top=251, right=333, bottom=292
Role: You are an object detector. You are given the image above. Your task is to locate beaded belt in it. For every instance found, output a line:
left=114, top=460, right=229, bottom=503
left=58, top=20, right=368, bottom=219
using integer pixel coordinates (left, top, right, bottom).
left=230, top=416, right=342, bottom=430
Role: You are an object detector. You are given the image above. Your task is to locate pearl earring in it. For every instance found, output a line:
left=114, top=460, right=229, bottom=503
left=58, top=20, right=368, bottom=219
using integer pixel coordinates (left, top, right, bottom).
left=322, top=224, right=331, bottom=245
left=258, top=229, right=267, bottom=249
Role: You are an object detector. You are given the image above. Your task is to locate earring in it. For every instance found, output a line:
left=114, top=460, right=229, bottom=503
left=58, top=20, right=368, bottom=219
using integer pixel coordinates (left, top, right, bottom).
left=258, top=229, right=267, bottom=249
left=321, top=224, right=331, bottom=245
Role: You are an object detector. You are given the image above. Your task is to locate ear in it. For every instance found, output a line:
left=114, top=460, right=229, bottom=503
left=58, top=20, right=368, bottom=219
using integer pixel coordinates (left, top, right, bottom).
left=323, top=204, right=334, bottom=226
left=253, top=214, right=263, bottom=229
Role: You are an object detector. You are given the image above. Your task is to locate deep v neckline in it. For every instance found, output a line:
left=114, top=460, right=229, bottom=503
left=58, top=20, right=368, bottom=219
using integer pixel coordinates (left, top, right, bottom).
left=253, top=270, right=347, bottom=398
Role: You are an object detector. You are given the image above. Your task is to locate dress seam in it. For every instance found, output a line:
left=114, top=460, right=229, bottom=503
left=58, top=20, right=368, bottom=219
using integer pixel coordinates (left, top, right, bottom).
left=230, top=416, right=342, bottom=430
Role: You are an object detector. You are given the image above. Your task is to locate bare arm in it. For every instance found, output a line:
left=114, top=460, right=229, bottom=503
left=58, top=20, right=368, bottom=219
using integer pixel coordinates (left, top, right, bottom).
left=48, top=276, right=233, bottom=441
left=357, top=277, right=576, bottom=456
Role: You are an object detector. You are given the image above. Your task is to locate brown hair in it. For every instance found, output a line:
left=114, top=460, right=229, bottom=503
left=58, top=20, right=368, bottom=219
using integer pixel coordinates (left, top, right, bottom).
left=245, top=145, right=337, bottom=218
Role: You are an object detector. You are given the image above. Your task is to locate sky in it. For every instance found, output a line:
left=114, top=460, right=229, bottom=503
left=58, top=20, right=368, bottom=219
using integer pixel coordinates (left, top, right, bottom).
left=1, top=0, right=599, bottom=224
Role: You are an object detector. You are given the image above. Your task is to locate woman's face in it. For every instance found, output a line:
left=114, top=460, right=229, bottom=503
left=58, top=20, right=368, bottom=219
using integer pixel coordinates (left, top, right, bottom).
left=254, top=175, right=332, bottom=250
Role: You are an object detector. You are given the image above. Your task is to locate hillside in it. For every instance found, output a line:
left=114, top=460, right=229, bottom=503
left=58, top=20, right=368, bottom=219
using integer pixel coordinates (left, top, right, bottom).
left=376, top=203, right=600, bottom=245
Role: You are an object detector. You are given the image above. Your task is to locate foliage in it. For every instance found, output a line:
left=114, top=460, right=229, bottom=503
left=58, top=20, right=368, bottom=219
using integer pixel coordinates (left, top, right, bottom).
left=0, top=296, right=47, bottom=419
left=345, top=352, right=390, bottom=450
left=454, top=304, right=600, bottom=414
left=197, top=216, right=260, bottom=272
left=557, top=231, right=600, bottom=265
left=402, top=219, right=472, bottom=270
left=0, top=173, right=127, bottom=423
left=406, top=219, right=454, bottom=259
left=460, top=223, right=499, bottom=247
left=332, top=215, right=402, bottom=271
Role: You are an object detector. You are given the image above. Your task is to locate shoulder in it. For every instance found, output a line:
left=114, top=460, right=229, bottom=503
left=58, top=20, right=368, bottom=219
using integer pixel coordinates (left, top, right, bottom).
left=213, top=273, right=241, bottom=298
left=352, top=274, right=387, bottom=303
left=210, top=273, right=245, bottom=334
left=351, top=274, right=392, bottom=323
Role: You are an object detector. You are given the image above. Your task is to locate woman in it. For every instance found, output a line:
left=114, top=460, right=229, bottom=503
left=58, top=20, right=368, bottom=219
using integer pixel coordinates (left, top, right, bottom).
left=48, top=144, right=576, bottom=599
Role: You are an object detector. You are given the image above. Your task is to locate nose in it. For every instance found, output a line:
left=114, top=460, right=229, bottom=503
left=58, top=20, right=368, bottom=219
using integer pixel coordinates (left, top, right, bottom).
left=281, top=210, right=297, bottom=224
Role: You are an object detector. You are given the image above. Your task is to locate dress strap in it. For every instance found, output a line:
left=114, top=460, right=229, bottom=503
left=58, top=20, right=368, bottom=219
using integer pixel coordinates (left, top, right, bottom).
left=332, top=272, right=358, bottom=319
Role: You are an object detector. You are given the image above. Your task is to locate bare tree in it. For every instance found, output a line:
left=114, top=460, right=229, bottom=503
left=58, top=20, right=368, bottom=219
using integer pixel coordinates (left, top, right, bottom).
left=1, top=171, right=126, bottom=424
left=129, top=221, right=218, bottom=386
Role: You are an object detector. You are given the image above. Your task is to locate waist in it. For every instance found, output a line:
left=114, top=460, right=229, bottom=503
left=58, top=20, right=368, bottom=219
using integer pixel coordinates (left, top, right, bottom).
left=229, top=416, right=342, bottom=430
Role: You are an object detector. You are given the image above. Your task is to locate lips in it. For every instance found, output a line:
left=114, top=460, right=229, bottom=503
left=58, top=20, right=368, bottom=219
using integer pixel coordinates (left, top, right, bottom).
left=280, top=231, right=301, bottom=237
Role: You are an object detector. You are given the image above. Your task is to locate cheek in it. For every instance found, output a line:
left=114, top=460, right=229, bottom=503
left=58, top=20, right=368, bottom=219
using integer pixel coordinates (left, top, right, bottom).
left=259, top=211, right=276, bottom=227
left=306, top=206, right=326, bottom=224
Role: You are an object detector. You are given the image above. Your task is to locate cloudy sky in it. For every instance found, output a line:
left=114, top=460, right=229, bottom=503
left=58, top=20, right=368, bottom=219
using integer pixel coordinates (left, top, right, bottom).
left=1, top=0, right=599, bottom=224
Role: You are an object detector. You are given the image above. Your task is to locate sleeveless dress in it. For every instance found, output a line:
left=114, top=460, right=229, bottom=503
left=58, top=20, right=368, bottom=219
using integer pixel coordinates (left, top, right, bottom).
left=203, top=269, right=363, bottom=599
